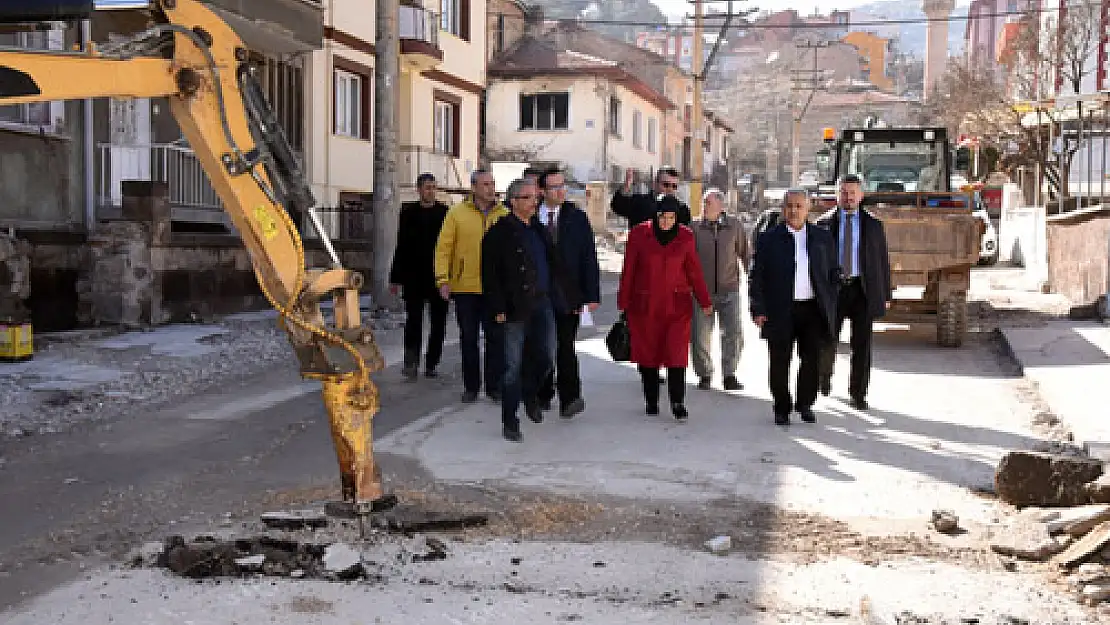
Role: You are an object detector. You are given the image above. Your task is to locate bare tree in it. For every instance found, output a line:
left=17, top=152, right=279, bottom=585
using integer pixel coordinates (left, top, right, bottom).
left=927, top=2, right=1102, bottom=202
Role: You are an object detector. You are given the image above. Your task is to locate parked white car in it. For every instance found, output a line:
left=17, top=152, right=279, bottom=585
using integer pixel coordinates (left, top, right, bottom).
left=974, top=208, right=999, bottom=265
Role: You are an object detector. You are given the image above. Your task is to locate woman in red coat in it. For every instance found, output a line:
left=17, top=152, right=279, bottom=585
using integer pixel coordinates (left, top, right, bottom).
left=617, top=196, right=712, bottom=420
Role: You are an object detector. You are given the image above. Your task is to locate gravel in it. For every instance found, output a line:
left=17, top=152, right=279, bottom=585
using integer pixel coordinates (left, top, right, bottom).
left=0, top=309, right=407, bottom=439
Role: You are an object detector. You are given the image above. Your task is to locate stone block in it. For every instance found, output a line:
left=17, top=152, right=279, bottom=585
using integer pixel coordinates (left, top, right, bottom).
left=995, top=450, right=1105, bottom=507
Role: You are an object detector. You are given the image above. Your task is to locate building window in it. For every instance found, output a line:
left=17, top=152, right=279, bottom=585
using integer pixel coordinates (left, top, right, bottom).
left=441, top=0, right=470, bottom=40
left=632, top=110, right=643, bottom=148
left=647, top=117, right=657, bottom=153
left=519, top=92, right=569, bottom=131
left=609, top=97, right=622, bottom=137
left=0, top=29, right=65, bottom=133
left=333, top=59, right=371, bottom=140
left=433, top=94, right=461, bottom=158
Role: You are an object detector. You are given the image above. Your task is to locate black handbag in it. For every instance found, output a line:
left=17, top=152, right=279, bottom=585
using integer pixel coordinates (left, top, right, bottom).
left=606, top=313, right=632, bottom=362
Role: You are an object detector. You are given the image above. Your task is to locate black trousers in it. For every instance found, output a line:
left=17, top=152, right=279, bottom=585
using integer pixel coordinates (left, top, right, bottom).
left=538, top=312, right=582, bottom=407
left=638, top=365, right=685, bottom=407
left=403, top=290, right=449, bottom=372
left=768, top=299, right=826, bottom=416
left=819, top=280, right=873, bottom=400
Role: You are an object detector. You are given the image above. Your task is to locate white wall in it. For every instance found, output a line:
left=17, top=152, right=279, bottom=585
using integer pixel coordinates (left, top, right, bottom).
left=485, top=76, right=664, bottom=182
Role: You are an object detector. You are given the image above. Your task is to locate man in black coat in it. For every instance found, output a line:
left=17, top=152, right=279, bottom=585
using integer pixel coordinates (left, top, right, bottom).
left=389, top=173, right=450, bottom=379
left=610, top=166, right=692, bottom=227
left=816, top=174, right=893, bottom=411
left=482, top=178, right=575, bottom=442
left=534, top=168, right=601, bottom=419
left=749, top=189, right=838, bottom=425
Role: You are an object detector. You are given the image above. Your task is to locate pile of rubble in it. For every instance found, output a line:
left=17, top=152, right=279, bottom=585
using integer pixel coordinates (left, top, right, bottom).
left=132, top=504, right=488, bottom=582
left=992, top=450, right=1110, bottom=606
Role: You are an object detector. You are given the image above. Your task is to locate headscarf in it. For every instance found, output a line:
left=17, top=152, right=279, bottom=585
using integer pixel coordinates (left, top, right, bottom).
left=652, top=195, right=681, bottom=246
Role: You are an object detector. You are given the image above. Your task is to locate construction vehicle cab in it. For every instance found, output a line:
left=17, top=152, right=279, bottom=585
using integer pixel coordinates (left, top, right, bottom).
left=0, top=0, right=391, bottom=515
left=814, top=126, right=984, bottom=347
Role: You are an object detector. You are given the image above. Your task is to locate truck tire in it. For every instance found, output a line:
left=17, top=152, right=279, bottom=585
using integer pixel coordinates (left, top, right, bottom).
left=937, top=292, right=968, bottom=348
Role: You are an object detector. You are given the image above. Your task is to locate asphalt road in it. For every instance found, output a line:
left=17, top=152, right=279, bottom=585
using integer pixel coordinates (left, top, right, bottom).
left=0, top=302, right=620, bottom=614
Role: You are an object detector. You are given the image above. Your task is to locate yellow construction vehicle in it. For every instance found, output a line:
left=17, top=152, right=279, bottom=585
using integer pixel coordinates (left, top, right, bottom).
left=0, top=0, right=391, bottom=513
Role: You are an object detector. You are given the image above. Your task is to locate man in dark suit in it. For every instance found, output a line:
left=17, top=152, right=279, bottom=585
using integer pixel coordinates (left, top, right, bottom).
left=610, top=166, right=692, bottom=227
left=749, top=189, right=837, bottom=425
left=482, top=178, right=574, bottom=442
left=389, top=173, right=450, bottom=379
left=816, top=174, right=893, bottom=411
left=534, top=167, right=601, bottom=419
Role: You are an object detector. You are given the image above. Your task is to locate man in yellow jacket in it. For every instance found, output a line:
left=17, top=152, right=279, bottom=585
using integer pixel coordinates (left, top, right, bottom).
left=435, top=169, right=510, bottom=403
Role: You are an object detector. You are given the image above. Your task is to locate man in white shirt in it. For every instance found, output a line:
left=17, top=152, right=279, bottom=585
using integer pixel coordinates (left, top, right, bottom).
left=748, top=190, right=838, bottom=425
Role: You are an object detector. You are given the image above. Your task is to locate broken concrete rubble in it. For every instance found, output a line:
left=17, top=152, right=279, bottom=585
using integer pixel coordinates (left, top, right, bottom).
left=930, top=509, right=960, bottom=534
left=260, top=510, right=328, bottom=531
left=1055, top=521, right=1110, bottom=568
left=1044, top=504, right=1110, bottom=537
left=1088, top=474, right=1110, bottom=504
left=990, top=519, right=1065, bottom=561
left=994, top=451, right=1104, bottom=507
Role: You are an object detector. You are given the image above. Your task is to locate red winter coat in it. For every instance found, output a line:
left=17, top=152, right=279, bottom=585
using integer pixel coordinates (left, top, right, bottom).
left=617, top=223, right=711, bottom=368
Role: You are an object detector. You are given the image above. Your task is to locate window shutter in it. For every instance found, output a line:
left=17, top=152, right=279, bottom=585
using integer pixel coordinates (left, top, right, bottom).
left=361, top=74, right=371, bottom=140
left=459, top=0, right=470, bottom=41
left=452, top=102, right=461, bottom=158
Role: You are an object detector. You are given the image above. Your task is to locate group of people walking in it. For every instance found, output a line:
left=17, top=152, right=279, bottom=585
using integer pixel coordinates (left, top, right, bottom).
left=390, top=167, right=600, bottom=442
left=390, top=165, right=892, bottom=441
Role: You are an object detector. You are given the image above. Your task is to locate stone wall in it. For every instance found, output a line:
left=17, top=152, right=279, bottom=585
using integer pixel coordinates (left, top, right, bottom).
left=20, top=180, right=375, bottom=330
left=1046, top=207, right=1110, bottom=310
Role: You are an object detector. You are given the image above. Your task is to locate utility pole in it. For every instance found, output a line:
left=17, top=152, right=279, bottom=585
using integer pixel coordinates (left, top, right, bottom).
left=790, top=39, right=831, bottom=186
left=685, top=1, right=748, bottom=211
left=690, top=0, right=705, bottom=214
left=372, top=0, right=400, bottom=310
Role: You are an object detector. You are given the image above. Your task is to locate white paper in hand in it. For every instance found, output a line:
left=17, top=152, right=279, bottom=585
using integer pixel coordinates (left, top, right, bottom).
left=580, top=307, right=594, bottom=327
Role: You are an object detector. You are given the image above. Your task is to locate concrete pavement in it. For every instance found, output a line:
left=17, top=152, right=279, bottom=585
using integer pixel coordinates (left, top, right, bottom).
left=4, top=305, right=1102, bottom=623
left=999, top=320, right=1110, bottom=450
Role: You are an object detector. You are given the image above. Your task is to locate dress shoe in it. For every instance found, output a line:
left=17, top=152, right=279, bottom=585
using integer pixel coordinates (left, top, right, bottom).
left=798, top=407, right=816, bottom=423
left=723, top=376, right=743, bottom=391
left=402, top=365, right=418, bottom=380
left=697, top=377, right=712, bottom=390
left=502, top=427, right=522, bottom=442
left=560, top=397, right=585, bottom=419
left=849, top=396, right=869, bottom=411
left=539, top=398, right=552, bottom=411
left=819, top=378, right=831, bottom=396
left=461, top=390, right=478, bottom=403
left=424, top=368, right=438, bottom=378
left=672, top=403, right=689, bottom=421
left=525, top=402, right=544, bottom=424
left=487, top=390, right=502, bottom=403
left=646, top=403, right=660, bottom=416
left=774, top=412, right=790, bottom=426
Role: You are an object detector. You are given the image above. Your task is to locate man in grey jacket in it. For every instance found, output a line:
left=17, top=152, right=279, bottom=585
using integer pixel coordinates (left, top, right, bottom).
left=691, top=188, right=752, bottom=391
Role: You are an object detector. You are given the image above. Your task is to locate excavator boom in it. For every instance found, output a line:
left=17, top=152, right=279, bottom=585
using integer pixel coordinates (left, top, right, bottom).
left=0, top=0, right=390, bottom=512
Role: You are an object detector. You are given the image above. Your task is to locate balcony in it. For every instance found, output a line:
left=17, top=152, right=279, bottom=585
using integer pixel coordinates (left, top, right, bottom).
left=400, top=145, right=466, bottom=193
left=96, top=142, right=228, bottom=227
left=399, top=4, right=442, bottom=72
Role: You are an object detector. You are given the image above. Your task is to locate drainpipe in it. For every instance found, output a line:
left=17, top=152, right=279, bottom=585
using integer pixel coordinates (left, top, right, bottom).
left=82, top=18, right=95, bottom=232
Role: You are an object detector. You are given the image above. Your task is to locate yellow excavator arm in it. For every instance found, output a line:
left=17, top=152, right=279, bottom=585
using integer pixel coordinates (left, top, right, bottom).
left=0, top=0, right=390, bottom=511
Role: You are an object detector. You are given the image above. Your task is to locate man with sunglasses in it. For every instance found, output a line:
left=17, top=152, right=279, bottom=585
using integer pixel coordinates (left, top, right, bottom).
left=610, top=167, right=692, bottom=228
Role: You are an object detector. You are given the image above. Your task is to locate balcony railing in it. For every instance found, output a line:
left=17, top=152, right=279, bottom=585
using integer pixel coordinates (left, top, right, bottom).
left=98, top=142, right=221, bottom=209
left=400, top=4, right=439, bottom=47
left=400, top=145, right=465, bottom=191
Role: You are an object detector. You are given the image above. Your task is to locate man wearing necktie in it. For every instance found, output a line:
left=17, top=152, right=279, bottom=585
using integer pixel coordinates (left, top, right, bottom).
left=816, top=174, right=892, bottom=411
left=534, top=168, right=601, bottom=419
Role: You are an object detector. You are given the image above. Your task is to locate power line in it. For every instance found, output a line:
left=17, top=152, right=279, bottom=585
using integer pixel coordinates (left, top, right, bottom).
left=553, top=7, right=1061, bottom=30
